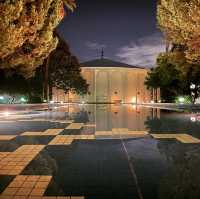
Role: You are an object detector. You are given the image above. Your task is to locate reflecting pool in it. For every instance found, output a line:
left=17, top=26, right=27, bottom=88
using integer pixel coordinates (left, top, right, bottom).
left=0, top=104, right=200, bottom=199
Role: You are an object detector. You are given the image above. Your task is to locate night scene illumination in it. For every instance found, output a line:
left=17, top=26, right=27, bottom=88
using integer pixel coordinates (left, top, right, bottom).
left=0, top=1, right=200, bottom=199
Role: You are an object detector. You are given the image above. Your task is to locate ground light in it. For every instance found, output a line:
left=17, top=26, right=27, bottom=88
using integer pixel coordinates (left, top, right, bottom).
left=20, top=97, right=26, bottom=103
left=178, top=97, right=185, bottom=104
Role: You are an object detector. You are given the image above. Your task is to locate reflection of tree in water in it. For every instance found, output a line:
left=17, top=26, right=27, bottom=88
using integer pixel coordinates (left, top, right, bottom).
left=145, top=113, right=200, bottom=138
left=145, top=116, right=163, bottom=133
left=157, top=140, right=200, bottom=199
left=74, top=109, right=90, bottom=123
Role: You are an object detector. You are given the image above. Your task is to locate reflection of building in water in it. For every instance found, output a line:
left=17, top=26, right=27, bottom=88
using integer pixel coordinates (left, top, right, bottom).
left=52, top=58, right=160, bottom=103
left=95, top=105, right=160, bottom=131
left=71, top=105, right=160, bottom=131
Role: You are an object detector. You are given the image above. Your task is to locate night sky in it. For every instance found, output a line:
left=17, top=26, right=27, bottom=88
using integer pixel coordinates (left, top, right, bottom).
left=58, top=0, right=165, bottom=67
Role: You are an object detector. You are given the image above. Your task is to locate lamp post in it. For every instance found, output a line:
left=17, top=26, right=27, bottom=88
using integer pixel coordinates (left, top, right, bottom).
left=136, top=92, right=140, bottom=104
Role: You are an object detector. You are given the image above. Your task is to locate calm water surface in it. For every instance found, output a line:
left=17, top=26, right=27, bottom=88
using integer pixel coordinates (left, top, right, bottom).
left=0, top=104, right=200, bottom=199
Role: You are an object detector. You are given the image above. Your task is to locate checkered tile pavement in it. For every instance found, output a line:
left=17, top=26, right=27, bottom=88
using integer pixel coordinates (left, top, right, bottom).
left=1, top=120, right=200, bottom=198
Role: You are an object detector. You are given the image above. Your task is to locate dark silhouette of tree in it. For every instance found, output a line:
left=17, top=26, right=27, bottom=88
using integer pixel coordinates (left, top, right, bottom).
left=49, top=35, right=89, bottom=97
left=145, top=48, right=200, bottom=103
left=145, top=53, right=182, bottom=102
left=0, top=68, right=43, bottom=103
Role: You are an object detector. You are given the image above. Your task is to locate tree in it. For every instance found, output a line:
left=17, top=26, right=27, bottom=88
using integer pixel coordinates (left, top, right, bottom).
left=157, top=0, right=200, bottom=64
left=0, top=0, right=76, bottom=77
left=168, top=45, right=200, bottom=103
left=146, top=49, right=200, bottom=103
left=181, top=64, right=200, bottom=104
left=145, top=53, right=182, bottom=102
left=28, top=66, right=44, bottom=103
left=49, top=36, right=89, bottom=98
left=0, top=70, right=29, bottom=103
left=0, top=67, right=44, bottom=103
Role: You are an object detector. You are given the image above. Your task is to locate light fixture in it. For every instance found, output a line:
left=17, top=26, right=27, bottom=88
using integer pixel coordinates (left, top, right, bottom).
left=190, top=84, right=196, bottom=89
left=131, top=97, right=136, bottom=104
left=50, top=101, right=54, bottom=104
left=190, top=116, right=196, bottom=122
left=20, top=97, right=26, bottom=102
left=0, top=96, right=4, bottom=100
left=178, top=97, right=185, bottom=103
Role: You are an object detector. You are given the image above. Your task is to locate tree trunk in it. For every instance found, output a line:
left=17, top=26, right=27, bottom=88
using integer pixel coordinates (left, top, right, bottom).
left=44, top=56, right=50, bottom=103
left=155, top=89, right=158, bottom=103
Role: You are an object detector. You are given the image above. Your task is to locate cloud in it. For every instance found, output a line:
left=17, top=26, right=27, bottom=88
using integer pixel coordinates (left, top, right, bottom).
left=85, top=41, right=107, bottom=50
left=116, top=33, right=166, bottom=67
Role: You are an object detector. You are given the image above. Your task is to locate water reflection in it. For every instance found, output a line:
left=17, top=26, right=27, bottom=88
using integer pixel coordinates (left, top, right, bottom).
left=1, top=105, right=200, bottom=199
left=145, top=110, right=200, bottom=138
left=71, top=104, right=160, bottom=131
left=157, top=140, right=200, bottom=199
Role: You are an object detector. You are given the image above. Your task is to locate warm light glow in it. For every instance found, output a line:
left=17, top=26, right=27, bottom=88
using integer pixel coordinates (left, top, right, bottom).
left=60, top=101, right=64, bottom=104
left=4, top=112, right=10, bottom=117
left=50, top=101, right=54, bottom=104
left=190, top=116, right=196, bottom=122
left=131, top=105, right=136, bottom=109
left=131, top=97, right=136, bottom=104
left=20, top=97, right=26, bottom=102
left=150, top=100, right=155, bottom=104
left=190, top=84, right=196, bottom=89
left=178, top=97, right=185, bottom=103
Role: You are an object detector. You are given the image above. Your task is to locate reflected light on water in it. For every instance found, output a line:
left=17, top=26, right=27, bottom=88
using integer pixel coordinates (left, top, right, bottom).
left=191, top=116, right=196, bottom=122
left=4, top=111, right=10, bottom=117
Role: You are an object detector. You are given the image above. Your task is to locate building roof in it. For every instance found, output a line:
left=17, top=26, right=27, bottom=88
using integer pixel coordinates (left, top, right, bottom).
left=81, top=58, right=144, bottom=69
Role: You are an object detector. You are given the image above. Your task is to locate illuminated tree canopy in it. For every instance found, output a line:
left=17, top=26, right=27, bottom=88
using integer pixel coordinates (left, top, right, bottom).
left=0, top=0, right=76, bottom=77
left=157, top=0, right=200, bottom=63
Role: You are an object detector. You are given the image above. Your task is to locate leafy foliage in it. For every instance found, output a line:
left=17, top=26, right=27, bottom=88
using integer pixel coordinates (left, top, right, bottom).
left=157, top=0, right=200, bottom=63
left=49, top=36, right=89, bottom=96
left=146, top=45, right=200, bottom=103
left=0, top=68, right=43, bottom=103
left=0, top=0, right=76, bottom=77
left=145, top=53, right=182, bottom=102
